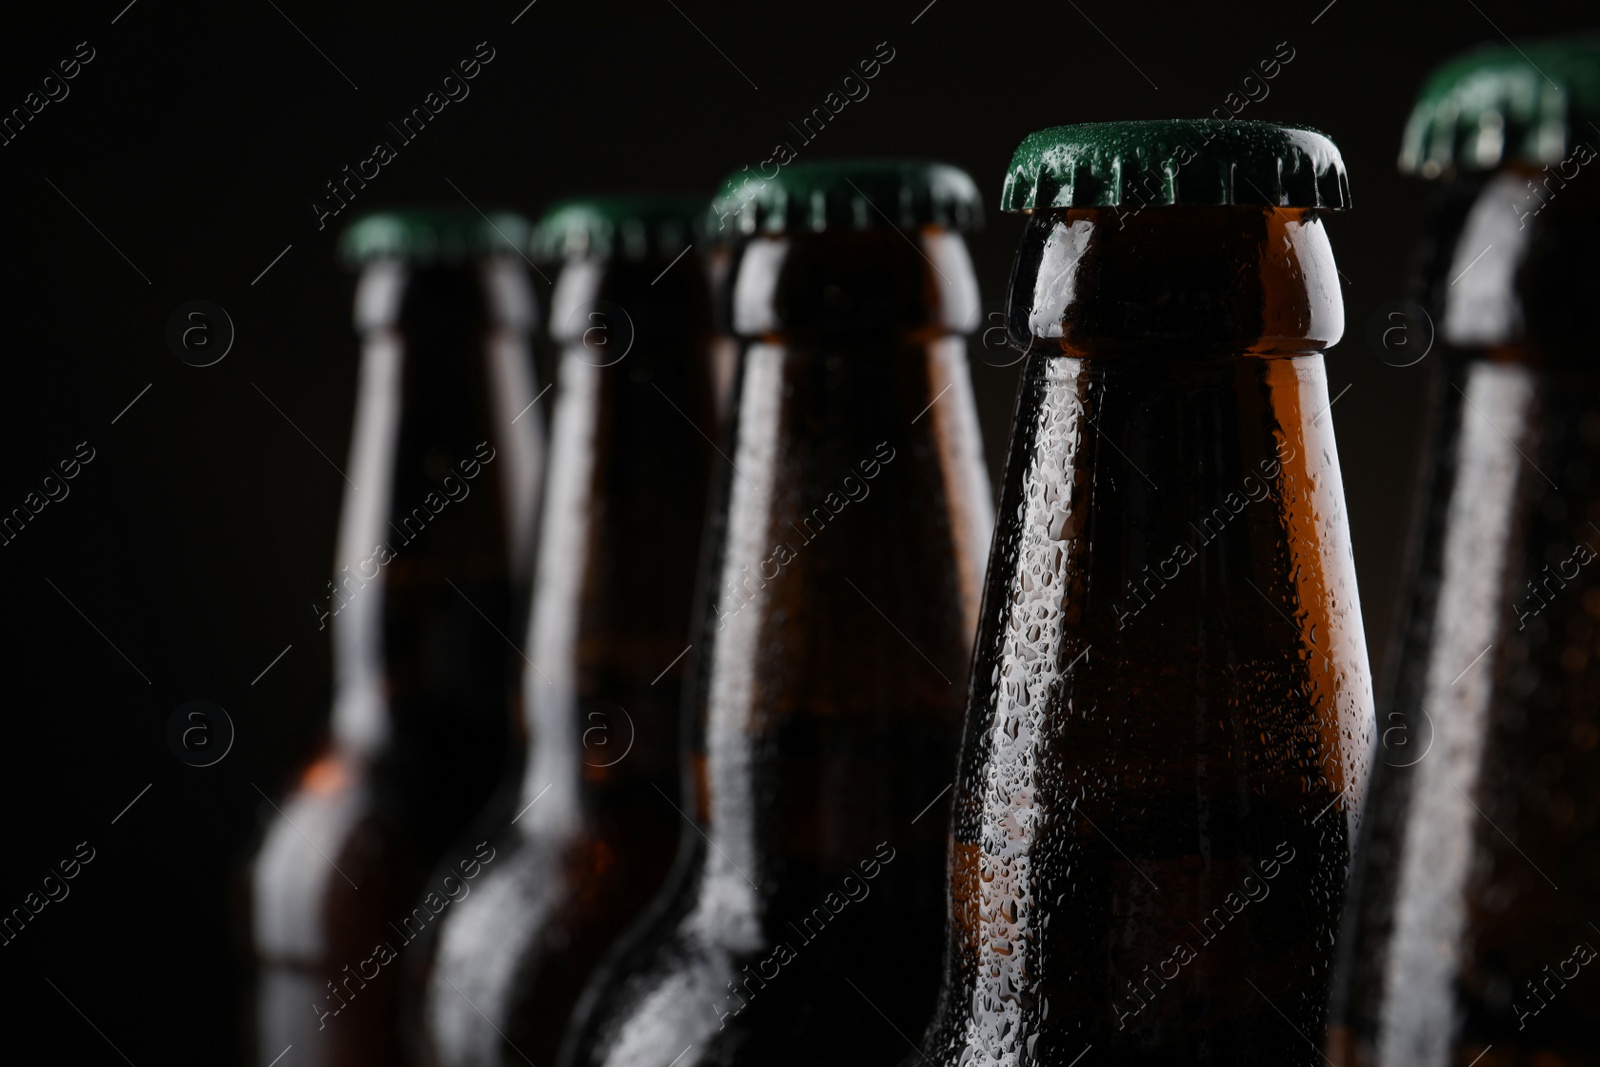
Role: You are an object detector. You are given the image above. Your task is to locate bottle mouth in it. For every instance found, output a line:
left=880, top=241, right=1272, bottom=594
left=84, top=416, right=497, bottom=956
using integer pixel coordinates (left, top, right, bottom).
left=1004, top=205, right=1345, bottom=356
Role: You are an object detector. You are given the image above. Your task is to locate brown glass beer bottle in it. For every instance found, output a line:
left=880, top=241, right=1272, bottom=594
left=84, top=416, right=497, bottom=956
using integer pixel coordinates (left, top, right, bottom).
left=916, top=121, right=1374, bottom=1065
left=1327, top=40, right=1600, bottom=1067
left=415, top=196, right=716, bottom=1067
left=250, top=210, right=543, bottom=1067
left=556, top=160, right=993, bottom=1067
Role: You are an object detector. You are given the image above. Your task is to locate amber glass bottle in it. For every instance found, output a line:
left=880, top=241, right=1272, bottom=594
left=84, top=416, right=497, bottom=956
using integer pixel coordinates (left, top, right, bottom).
left=917, top=121, right=1374, bottom=1065
left=416, top=196, right=716, bottom=1067
left=251, top=210, right=543, bottom=1067
left=1327, top=40, right=1600, bottom=1067
left=555, top=160, right=992, bottom=1067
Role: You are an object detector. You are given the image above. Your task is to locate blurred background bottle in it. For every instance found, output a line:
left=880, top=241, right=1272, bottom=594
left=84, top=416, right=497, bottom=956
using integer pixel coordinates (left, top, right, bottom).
left=919, top=122, right=1373, bottom=1065
left=415, top=196, right=716, bottom=1067
left=557, top=160, right=992, bottom=1067
left=703, top=220, right=740, bottom=436
left=250, top=210, right=543, bottom=1067
left=1327, top=40, right=1600, bottom=1067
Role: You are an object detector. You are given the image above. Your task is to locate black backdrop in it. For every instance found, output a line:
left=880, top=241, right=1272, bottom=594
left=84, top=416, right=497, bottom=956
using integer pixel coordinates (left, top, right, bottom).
left=0, top=0, right=1592, bottom=1061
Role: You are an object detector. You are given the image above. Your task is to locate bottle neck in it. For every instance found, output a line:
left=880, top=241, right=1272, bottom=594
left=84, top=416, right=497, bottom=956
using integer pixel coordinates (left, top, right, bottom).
left=515, top=253, right=715, bottom=833
left=1331, top=161, right=1600, bottom=1063
left=684, top=330, right=992, bottom=946
left=981, top=349, right=1365, bottom=686
left=330, top=259, right=543, bottom=757
left=930, top=347, right=1372, bottom=1054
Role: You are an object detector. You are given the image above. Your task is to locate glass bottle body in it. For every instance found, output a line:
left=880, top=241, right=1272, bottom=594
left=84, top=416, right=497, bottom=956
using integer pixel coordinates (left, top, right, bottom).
left=922, top=206, right=1373, bottom=1066
left=419, top=253, right=716, bottom=1067
left=1329, top=167, right=1600, bottom=1067
left=559, top=227, right=993, bottom=1067
left=251, top=260, right=542, bottom=1067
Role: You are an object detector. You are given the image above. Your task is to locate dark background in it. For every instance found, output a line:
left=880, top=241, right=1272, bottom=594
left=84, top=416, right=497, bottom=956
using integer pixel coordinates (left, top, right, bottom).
left=0, top=0, right=1592, bottom=1061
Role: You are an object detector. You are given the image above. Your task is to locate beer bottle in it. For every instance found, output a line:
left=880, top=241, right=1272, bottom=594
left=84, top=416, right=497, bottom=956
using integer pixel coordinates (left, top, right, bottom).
left=1328, top=40, right=1600, bottom=1067
left=251, top=209, right=543, bottom=1067
left=416, top=196, right=716, bottom=1067
left=917, top=121, right=1374, bottom=1064
left=557, top=160, right=993, bottom=1067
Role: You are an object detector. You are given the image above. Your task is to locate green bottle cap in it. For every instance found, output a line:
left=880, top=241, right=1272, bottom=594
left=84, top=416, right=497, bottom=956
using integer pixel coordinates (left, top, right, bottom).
left=1400, top=36, right=1600, bottom=176
left=530, top=196, right=708, bottom=262
left=339, top=208, right=531, bottom=268
left=1000, top=119, right=1350, bottom=212
left=710, top=160, right=982, bottom=237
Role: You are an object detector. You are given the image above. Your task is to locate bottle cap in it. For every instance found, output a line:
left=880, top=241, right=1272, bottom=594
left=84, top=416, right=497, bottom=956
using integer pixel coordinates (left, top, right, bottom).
left=530, top=196, right=708, bottom=262
left=1401, top=36, right=1600, bottom=176
left=339, top=209, right=531, bottom=267
left=711, top=160, right=982, bottom=236
left=1000, top=119, right=1350, bottom=212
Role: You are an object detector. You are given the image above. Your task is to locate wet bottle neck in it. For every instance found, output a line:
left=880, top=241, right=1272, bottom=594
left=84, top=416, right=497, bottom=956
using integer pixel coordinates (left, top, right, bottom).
left=1364, top=163, right=1600, bottom=819
left=515, top=253, right=714, bottom=834
left=989, top=346, right=1360, bottom=693
left=981, top=202, right=1364, bottom=792
left=1374, top=166, right=1600, bottom=723
left=685, top=227, right=991, bottom=942
left=329, top=259, right=542, bottom=760
left=1328, top=164, right=1600, bottom=1066
left=921, top=204, right=1371, bottom=1061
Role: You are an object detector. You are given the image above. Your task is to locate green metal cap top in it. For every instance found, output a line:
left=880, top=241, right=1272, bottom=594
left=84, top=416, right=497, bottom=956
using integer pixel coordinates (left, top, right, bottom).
left=339, top=208, right=531, bottom=268
left=530, top=196, right=708, bottom=262
left=1000, top=119, right=1350, bottom=212
left=1401, top=36, right=1600, bottom=176
left=711, top=160, right=983, bottom=236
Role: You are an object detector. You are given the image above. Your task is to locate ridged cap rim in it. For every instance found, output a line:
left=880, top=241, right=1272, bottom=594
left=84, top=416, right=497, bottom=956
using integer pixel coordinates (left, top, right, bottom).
left=710, top=159, right=983, bottom=236
left=1400, top=36, right=1600, bottom=176
left=1000, top=119, right=1350, bottom=212
left=530, top=195, right=708, bottom=262
left=338, top=208, right=531, bottom=267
